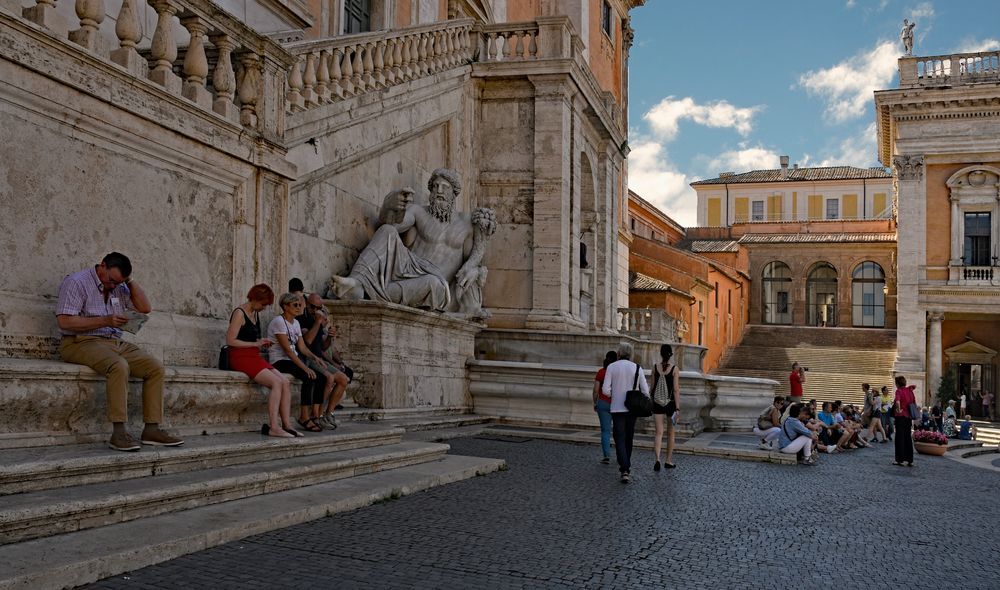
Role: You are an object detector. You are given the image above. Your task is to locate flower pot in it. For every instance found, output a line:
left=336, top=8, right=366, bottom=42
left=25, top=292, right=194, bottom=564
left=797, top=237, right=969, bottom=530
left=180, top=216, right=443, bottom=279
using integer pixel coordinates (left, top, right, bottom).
left=914, top=441, right=948, bottom=456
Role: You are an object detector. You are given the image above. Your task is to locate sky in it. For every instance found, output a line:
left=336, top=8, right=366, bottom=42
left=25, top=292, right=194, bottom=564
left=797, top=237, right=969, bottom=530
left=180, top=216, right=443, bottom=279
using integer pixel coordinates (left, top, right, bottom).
left=625, top=0, right=1000, bottom=227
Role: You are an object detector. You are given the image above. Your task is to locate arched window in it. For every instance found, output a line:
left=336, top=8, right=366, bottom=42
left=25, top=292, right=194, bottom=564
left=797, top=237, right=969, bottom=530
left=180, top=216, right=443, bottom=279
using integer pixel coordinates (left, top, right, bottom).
left=762, top=262, right=792, bottom=324
left=852, top=262, right=885, bottom=327
left=807, top=263, right=838, bottom=326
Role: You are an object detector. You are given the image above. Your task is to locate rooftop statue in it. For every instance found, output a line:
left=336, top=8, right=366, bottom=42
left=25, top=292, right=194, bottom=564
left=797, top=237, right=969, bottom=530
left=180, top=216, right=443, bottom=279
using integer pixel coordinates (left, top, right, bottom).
left=901, top=19, right=915, bottom=56
left=328, top=168, right=497, bottom=321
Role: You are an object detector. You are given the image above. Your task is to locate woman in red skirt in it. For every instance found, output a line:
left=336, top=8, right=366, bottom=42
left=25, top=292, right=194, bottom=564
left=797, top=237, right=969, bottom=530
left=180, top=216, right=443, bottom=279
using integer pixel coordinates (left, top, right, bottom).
left=225, top=284, right=299, bottom=438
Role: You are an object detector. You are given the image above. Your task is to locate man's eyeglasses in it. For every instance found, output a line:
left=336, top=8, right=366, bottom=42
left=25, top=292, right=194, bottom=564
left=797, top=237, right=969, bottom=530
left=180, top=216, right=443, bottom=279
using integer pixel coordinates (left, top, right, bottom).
left=308, top=304, right=323, bottom=311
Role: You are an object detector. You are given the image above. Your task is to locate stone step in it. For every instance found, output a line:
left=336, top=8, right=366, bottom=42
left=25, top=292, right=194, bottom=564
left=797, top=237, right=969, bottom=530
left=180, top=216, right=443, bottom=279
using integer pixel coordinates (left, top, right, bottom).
left=711, top=369, right=885, bottom=405
left=739, top=325, right=897, bottom=349
left=0, top=454, right=506, bottom=590
left=959, top=446, right=1000, bottom=459
left=0, top=439, right=449, bottom=545
left=722, top=346, right=896, bottom=373
left=0, top=425, right=405, bottom=496
left=379, top=414, right=493, bottom=432
left=945, top=440, right=984, bottom=453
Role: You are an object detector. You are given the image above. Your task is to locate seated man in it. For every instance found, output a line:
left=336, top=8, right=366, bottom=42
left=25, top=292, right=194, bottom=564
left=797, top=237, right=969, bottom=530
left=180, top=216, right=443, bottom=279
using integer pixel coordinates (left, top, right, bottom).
left=777, top=404, right=818, bottom=465
left=329, top=168, right=497, bottom=320
left=298, top=292, right=350, bottom=428
left=56, top=252, right=183, bottom=451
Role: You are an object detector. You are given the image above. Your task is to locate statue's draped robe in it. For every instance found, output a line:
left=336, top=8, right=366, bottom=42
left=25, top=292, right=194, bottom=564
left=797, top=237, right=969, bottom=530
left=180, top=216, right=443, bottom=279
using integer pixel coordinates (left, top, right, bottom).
left=349, top=225, right=451, bottom=311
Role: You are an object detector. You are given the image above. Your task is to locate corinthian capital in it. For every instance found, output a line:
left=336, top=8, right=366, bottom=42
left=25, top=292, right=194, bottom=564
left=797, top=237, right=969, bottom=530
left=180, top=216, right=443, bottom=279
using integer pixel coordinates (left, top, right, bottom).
left=893, top=155, right=924, bottom=181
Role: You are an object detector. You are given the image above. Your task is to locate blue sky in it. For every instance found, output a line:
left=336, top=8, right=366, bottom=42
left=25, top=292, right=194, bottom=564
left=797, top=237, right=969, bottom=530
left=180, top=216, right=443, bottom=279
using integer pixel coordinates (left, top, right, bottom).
left=626, top=0, right=999, bottom=226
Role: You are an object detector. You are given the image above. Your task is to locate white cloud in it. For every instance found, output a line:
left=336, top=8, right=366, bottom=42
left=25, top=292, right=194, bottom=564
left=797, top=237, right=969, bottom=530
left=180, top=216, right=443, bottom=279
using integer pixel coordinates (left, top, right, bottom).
left=909, top=2, right=934, bottom=21
left=627, top=140, right=698, bottom=227
left=800, top=123, right=881, bottom=168
left=644, top=97, right=762, bottom=141
left=797, top=41, right=898, bottom=122
left=707, top=145, right=780, bottom=175
left=845, top=0, right=855, bottom=7
left=956, top=38, right=1000, bottom=53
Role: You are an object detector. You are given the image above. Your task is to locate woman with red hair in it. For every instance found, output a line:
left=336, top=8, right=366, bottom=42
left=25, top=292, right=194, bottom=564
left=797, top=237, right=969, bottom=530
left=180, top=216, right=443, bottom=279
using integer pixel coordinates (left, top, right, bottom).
left=226, top=284, right=298, bottom=438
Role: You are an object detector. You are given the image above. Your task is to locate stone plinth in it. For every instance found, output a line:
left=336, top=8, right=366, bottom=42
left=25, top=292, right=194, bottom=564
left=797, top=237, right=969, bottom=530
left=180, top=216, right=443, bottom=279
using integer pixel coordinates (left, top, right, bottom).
left=0, top=358, right=269, bottom=448
left=326, top=300, right=481, bottom=409
left=706, top=375, right=780, bottom=431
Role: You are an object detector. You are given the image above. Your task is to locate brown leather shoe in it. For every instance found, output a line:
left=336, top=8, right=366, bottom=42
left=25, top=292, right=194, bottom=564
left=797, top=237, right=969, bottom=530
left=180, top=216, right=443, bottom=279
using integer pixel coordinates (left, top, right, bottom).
left=140, top=429, right=184, bottom=447
left=109, top=431, right=141, bottom=452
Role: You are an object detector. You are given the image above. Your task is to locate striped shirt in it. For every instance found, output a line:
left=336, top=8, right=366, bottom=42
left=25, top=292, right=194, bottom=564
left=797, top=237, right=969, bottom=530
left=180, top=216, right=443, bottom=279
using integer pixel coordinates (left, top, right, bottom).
left=55, top=266, right=132, bottom=338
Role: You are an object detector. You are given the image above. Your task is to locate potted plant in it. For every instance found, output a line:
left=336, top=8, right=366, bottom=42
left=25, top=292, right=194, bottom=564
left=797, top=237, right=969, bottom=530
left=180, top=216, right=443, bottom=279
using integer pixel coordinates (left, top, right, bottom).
left=913, top=429, right=949, bottom=456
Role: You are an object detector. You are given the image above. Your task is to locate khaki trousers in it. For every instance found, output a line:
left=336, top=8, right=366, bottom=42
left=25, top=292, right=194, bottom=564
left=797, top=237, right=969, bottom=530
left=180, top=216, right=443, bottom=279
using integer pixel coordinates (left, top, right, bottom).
left=60, top=336, right=164, bottom=423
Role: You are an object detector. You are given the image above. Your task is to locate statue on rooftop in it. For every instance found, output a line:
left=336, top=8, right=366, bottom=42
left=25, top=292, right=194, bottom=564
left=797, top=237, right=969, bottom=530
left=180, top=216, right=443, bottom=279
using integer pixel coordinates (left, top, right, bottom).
left=328, top=168, right=497, bottom=321
left=900, top=19, right=916, bottom=56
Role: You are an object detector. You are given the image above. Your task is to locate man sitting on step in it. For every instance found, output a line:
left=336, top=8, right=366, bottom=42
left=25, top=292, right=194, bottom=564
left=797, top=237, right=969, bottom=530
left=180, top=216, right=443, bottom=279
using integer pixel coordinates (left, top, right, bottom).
left=56, top=252, right=184, bottom=452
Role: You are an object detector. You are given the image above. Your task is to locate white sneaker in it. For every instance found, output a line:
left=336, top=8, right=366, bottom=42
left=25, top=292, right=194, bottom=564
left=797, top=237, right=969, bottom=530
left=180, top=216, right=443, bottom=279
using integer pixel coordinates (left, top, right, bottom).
left=758, top=441, right=771, bottom=450
left=826, top=446, right=836, bottom=454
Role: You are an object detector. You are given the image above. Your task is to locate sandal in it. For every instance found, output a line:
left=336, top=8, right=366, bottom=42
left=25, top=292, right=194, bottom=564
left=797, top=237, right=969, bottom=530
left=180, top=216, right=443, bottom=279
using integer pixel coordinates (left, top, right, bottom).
left=297, top=418, right=322, bottom=432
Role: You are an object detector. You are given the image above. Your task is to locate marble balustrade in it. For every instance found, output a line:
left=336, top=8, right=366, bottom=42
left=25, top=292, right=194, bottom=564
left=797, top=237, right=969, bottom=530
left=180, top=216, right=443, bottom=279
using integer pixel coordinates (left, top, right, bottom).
left=9, top=0, right=293, bottom=132
left=899, top=50, right=1000, bottom=87
left=285, top=18, right=476, bottom=112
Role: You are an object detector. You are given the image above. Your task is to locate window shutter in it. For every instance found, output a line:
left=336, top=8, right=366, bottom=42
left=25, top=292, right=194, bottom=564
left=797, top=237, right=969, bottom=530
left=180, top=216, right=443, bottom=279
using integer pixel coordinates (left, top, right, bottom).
left=808, top=195, right=822, bottom=220
left=767, top=195, right=782, bottom=221
left=842, top=194, right=858, bottom=219
left=734, top=198, right=749, bottom=223
left=707, top=198, right=721, bottom=226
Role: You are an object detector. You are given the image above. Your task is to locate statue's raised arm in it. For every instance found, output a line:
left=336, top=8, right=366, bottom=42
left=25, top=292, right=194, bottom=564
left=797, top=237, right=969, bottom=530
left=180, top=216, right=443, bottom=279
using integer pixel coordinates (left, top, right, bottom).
left=378, top=187, right=415, bottom=227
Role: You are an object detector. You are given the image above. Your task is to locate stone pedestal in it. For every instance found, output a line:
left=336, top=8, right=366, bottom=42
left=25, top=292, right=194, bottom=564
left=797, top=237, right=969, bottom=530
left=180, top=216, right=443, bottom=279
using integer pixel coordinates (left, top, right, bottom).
left=326, top=300, right=482, bottom=409
left=706, top=375, right=780, bottom=431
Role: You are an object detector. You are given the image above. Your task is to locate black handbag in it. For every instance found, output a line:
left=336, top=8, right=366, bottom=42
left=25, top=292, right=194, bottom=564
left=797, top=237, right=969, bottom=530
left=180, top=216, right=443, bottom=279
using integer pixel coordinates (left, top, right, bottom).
left=218, top=345, right=231, bottom=371
left=624, top=363, right=653, bottom=417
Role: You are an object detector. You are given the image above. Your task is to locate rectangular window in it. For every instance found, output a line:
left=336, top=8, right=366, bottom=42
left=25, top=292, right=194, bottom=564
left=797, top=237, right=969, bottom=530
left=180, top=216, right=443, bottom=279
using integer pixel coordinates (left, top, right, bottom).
left=964, top=212, right=991, bottom=266
left=751, top=200, right=765, bottom=221
left=825, top=199, right=839, bottom=219
left=601, top=1, right=614, bottom=41
left=343, top=0, right=371, bottom=33
left=714, top=282, right=719, bottom=306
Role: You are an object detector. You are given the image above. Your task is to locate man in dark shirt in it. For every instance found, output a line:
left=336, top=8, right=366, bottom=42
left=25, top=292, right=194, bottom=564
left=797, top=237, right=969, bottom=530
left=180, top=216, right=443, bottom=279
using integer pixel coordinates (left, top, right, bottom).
left=298, top=293, right=350, bottom=428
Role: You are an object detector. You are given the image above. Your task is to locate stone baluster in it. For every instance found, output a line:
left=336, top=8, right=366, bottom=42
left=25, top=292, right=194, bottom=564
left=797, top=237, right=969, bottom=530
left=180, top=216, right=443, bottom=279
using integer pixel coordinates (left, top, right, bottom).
left=400, top=35, right=412, bottom=81
left=328, top=48, right=344, bottom=99
left=23, top=0, right=70, bottom=37
left=514, top=30, right=525, bottom=59
left=417, top=32, right=429, bottom=76
left=237, top=53, right=261, bottom=128
left=486, top=32, right=497, bottom=61
left=619, top=312, right=628, bottom=332
left=350, top=43, right=365, bottom=93
left=340, top=45, right=355, bottom=96
left=286, top=54, right=305, bottom=111
left=180, top=17, right=211, bottom=108
left=362, top=41, right=376, bottom=88
left=503, top=32, right=517, bottom=60
left=432, top=30, right=444, bottom=72
left=209, top=34, right=238, bottom=121
left=110, top=0, right=145, bottom=76
left=527, top=30, right=538, bottom=58
left=442, top=28, right=455, bottom=68
left=382, top=38, right=396, bottom=86
left=301, top=51, right=317, bottom=106
left=148, top=0, right=181, bottom=94
left=373, top=39, right=387, bottom=88
left=69, top=0, right=105, bottom=53
left=315, top=51, right=330, bottom=103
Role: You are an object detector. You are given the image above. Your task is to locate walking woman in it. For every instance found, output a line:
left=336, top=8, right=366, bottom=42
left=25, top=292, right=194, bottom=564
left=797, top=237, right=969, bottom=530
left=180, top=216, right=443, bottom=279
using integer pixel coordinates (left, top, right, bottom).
left=651, top=343, right=680, bottom=470
left=893, top=375, right=918, bottom=467
left=226, top=284, right=298, bottom=438
left=267, top=293, right=323, bottom=432
left=601, top=342, right=649, bottom=484
left=592, top=350, right=617, bottom=464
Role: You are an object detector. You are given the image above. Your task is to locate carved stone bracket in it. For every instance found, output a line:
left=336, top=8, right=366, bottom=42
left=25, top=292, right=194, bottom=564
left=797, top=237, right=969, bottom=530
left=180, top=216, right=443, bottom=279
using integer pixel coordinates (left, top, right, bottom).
left=893, top=154, right=924, bottom=181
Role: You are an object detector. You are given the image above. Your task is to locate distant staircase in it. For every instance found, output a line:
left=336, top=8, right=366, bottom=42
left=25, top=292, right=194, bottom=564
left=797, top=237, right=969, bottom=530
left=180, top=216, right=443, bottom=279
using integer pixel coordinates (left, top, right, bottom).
left=714, top=325, right=897, bottom=407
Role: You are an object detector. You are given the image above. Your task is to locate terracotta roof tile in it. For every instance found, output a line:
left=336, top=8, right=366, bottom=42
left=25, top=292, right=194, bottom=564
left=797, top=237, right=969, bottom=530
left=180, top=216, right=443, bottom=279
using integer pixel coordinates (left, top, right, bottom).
left=685, top=240, right=740, bottom=253
left=691, top=166, right=891, bottom=186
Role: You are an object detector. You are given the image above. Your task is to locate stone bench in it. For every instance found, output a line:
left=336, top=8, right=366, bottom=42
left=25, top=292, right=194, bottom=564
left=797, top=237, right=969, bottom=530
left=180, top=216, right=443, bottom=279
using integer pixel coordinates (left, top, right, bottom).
left=0, top=358, right=270, bottom=449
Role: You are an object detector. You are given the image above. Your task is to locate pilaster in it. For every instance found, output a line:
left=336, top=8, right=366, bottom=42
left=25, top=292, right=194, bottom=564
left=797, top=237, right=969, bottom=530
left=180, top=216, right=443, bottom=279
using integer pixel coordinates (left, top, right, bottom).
left=893, top=154, right=926, bottom=375
left=927, top=311, right=944, bottom=398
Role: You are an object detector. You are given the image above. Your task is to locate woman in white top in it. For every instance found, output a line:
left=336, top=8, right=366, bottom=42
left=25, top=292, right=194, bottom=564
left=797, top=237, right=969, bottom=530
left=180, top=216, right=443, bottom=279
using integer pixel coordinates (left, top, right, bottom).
left=651, top=343, right=681, bottom=470
left=266, top=293, right=323, bottom=432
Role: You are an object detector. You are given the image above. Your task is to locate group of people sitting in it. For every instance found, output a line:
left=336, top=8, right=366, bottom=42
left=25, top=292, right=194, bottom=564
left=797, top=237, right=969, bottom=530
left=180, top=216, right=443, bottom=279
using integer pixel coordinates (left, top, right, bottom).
left=754, top=394, right=884, bottom=466
left=225, top=279, right=353, bottom=439
left=914, top=400, right=977, bottom=440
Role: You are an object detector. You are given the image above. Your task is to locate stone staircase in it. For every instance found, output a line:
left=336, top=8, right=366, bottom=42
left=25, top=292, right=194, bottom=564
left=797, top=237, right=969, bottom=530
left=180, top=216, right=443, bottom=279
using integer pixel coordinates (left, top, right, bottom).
left=0, top=423, right=504, bottom=589
left=713, top=325, right=897, bottom=406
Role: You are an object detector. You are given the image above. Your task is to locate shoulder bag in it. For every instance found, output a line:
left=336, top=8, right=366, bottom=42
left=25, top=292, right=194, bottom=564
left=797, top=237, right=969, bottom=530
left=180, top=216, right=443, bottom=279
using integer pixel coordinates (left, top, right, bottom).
left=624, top=363, right=653, bottom=417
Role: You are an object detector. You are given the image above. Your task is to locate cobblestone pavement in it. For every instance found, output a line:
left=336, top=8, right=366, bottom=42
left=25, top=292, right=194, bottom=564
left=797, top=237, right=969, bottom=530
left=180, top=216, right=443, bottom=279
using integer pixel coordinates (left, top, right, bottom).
left=86, top=437, right=1000, bottom=590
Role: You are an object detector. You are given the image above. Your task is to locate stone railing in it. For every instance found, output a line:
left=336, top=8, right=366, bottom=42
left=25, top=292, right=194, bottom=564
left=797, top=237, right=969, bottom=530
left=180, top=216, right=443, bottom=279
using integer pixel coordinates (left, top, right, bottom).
left=284, top=18, right=475, bottom=112
left=5, top=0, right=293, bottom=135
left=962, top=266, right=995, bottom=281
left=899, top=51, right=1000, bottom=87
left=617, top=308, right=679, bottom=343
left=478, top=21, right=540, bottom=61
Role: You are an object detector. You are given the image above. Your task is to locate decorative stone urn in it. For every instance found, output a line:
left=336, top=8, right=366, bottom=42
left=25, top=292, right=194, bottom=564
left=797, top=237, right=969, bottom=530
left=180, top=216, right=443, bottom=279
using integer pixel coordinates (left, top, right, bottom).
left=914, top=441, right=948, bottom=456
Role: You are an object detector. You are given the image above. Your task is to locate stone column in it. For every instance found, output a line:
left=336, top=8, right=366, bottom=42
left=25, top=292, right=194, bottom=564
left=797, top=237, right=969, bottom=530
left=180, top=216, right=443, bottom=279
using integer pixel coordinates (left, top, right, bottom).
left=949, top=192, right=961, bottom=267
left=927, top=311, right=945, bottom=401
left=525, top=74, right=583, bottom=331
left=893, top=154, right=927, bottom=398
